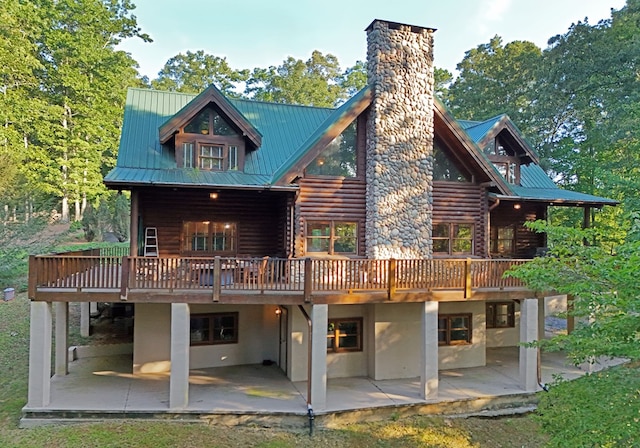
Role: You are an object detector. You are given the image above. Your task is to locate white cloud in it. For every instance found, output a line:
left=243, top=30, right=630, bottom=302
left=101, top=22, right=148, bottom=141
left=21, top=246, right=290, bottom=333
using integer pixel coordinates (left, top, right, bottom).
left=484, top=0, right=513, bottom=22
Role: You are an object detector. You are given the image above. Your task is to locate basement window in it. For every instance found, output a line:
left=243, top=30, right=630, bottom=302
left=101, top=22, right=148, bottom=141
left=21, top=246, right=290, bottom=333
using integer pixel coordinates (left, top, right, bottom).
left=438, top=314, right=472, bottom=345
left=327, top=318, right=363, bottom=352
left=486, top=302, right=515, bottom=328
left=190, top=312, right=238, bottom=345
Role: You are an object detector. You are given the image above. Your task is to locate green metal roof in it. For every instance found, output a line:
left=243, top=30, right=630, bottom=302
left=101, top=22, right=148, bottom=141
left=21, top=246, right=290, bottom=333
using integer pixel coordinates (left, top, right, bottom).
left=106, top=87, right=616, bottom=206
left=105, top=88, right=333, bottom=188
left=462, top=115, right=505, bottom=143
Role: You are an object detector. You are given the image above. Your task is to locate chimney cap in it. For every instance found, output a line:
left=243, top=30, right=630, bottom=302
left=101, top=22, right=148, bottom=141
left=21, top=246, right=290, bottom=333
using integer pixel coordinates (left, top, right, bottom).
left=365, top=19, right=437, bottom=34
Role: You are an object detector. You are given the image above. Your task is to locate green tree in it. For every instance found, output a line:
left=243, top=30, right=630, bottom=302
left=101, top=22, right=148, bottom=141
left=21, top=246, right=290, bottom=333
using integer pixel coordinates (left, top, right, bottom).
left=433, top=67, right=454, bottom=105
left=448, top=36, right=542, bottom=137
left=151, top=50, right=248, bottom=96
left=245, top=50, right=345, bottom=107
left=0, top=0, right=45, bottom=207
left=24, top=0, right=149, bottom=222
left=340, top=60, right=368, bottom=98
left=509, top=220, right=640, bottom=363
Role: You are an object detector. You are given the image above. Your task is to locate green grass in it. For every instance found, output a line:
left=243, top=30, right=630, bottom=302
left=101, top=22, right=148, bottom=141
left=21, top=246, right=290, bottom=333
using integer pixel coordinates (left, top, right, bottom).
left=0, top=292, right=548, bottom=447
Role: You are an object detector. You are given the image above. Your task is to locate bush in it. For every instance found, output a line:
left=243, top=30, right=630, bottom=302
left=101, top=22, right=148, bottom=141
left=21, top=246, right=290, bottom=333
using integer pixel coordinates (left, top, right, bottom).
left=536, top=364, right=640, bottom=447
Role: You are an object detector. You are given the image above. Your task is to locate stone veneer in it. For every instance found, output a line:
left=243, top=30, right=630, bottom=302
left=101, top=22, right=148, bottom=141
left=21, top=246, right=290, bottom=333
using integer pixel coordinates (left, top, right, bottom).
left=365, top=20, right=435, bottom=259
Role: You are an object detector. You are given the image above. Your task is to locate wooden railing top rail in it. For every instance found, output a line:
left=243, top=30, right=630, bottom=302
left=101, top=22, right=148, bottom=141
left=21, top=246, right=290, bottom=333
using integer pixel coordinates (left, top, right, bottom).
left=30, top=255, right=529, bottom=300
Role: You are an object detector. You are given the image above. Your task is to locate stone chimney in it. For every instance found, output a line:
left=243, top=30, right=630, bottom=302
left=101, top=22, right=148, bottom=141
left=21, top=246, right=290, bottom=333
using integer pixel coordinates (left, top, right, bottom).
left=365, top=20, right=436, bottom=259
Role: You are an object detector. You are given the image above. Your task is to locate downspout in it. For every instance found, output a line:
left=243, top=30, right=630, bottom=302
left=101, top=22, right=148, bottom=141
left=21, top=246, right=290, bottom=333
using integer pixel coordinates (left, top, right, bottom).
left=297, top=305, right=315, bottom=436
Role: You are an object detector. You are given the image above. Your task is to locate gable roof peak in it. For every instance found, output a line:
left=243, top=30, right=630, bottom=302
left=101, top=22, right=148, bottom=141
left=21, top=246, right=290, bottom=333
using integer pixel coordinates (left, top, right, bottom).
left=158, top=84, right=262, bottom=147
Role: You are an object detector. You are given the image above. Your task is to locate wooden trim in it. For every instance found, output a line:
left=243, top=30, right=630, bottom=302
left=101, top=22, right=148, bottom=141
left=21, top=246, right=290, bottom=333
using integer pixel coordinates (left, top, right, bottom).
left=159, top=86, right=261, bottom=148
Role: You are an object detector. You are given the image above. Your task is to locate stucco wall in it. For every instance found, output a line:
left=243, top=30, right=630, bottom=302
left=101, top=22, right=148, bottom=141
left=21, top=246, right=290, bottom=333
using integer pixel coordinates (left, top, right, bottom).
left=438, top=301, right=486, bottom=369
left=132, top=303, right=280, bottom=373
left=133, top=303, right=171, bottom=374
left=327, top=304, right=368, bottom=378
left=370, top=302, right=424, bottom=380
left=486, top=300, right=521, bottom=348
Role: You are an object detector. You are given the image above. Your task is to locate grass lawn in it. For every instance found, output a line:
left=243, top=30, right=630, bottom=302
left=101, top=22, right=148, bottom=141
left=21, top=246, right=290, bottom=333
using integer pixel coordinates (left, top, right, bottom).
left=0, top=293, right=547, bottom=447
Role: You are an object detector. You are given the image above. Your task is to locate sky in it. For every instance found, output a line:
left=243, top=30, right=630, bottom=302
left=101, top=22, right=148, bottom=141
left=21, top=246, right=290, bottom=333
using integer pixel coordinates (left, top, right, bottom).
left=118, top=0, right=627, bottom=80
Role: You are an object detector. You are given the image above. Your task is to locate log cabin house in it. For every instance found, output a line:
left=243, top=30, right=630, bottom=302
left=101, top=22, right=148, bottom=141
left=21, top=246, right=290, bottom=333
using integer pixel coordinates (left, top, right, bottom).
left=25, top=19, right=616, bottom=414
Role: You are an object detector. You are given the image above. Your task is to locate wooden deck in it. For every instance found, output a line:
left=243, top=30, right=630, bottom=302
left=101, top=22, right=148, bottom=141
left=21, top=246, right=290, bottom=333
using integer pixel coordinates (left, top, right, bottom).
left=28, top=252, right=532, bottom=304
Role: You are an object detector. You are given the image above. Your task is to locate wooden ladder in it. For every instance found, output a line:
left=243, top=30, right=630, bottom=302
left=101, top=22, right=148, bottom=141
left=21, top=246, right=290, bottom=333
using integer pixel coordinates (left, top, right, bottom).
left=143, top=227, right=159, bottom=257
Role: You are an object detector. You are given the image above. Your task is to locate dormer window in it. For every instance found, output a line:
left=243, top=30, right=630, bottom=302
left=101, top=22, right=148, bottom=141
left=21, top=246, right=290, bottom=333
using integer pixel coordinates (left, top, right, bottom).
left=176, top=106, right=244, bottom=171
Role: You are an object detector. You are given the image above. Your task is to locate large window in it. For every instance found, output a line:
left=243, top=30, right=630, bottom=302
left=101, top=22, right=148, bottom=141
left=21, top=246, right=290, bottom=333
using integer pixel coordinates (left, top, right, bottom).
left=486, top=302, right=515, bottom=328
left=327, top=318, right=362, bottom=352
left=433, top=223, right=473, bottom=255
left=306, top=221, right=357, bottom=254
left=178, top=107, right=244, bottom=172
left=190, top=312, right=238, bottom=345
left=438, top=314, right=472, bottom=345
left=182, top=221, right=237, bottom=255
left=306, top=121, right=357, bottom=177
left=433, top=142, right=468, bottom=182
left=491, top=225, right=515, bottom=256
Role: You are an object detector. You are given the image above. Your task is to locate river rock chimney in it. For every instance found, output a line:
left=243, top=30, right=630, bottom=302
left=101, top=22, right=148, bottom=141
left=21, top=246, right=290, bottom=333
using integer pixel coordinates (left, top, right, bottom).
left=365, top=20, right=436, bottom=259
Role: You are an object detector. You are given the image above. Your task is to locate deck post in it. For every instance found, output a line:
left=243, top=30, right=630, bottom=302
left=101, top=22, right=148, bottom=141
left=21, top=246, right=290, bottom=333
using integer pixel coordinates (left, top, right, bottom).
left=519, top=297, right=539, bottom=391
left=120, top=256, right=129, bottom=301
left=388, top=259, right=396, bottom=300
left=566, top=294, right=575, bottom=334
left=54, top=302, right=69, bottom=376
left=310, top=304, right=328, bottom=410
left=169, top=303, right=190, bottom=409
left=303, top=258, right=312, bottom=302
left=213, top=256, right=221, bottom=302
left=464, top=258, right=472, bottom=299
left=28, top=255, right=37, bottom=300
left=27, top=301, right=52, bottom=407
left=420, top=301, right=439, bottom=399
left=80, top=302, right=90, bottom=337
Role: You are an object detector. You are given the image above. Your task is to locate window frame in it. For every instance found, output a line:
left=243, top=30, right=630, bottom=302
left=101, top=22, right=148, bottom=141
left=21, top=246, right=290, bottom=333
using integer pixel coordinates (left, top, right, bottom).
left=305, top=220, right=358, bottom=255
left=190, top=312, right=239, bottom=346
left=432, top=222, right=474, bottom=256
left=181, top=221, right=237, bottom=256
left=485, top=137, right=521, bottom=184
left=486, top=302, right=515, bottom=328
left=491, top=224, right=516, bottom=257
left=304, top=118, right=363, bottom=179
left=176, top=107, right=245, bottom=172
left=438, top=313, right=472, bottom=346
left=327, top=317, right=363, bottom=353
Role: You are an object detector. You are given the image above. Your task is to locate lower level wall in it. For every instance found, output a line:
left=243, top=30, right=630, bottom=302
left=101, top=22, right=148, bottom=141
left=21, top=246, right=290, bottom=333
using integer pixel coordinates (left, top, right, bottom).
left=438, top=301, right=486, bottom=370
left=133, top=303, right=280, bottom=374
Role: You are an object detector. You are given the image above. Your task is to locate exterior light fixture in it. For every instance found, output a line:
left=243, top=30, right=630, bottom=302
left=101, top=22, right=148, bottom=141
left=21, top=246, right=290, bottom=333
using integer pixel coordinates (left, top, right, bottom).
left=513, top=203, right=521, bottom=210
left=275, top=307, right=282, bottom=316
left=209, top=192, right=219, bottom=200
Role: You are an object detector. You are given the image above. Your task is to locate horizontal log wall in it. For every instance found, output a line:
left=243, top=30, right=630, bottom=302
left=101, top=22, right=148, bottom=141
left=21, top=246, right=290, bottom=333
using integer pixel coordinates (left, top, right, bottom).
left=490, top=202, right=546, bottom=258
left=295, top=177, right=366, bottom=256
left=137, top=188, right=292, bottom=257
left=433, top=181, right=488, bottom=257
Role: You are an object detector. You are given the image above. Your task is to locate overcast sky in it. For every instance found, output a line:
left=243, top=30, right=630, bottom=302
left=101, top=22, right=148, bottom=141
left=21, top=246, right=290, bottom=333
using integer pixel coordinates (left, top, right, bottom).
left=118, top=0, right=626, bottom=79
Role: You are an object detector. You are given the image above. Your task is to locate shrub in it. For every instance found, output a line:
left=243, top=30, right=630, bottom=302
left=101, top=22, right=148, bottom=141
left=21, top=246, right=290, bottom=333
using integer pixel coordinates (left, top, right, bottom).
left=536, top=364, right=640, bottom=447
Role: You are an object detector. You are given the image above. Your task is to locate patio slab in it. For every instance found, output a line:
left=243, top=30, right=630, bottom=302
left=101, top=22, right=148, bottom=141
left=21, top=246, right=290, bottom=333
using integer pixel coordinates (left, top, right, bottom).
left=22, top=347, right=625, bottom=427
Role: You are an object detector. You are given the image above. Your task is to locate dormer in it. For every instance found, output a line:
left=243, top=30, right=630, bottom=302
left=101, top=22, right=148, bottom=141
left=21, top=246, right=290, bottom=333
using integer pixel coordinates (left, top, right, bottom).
left=158, top=85, right=262, bottom=172
left=470, top=116, right=539, bottom=186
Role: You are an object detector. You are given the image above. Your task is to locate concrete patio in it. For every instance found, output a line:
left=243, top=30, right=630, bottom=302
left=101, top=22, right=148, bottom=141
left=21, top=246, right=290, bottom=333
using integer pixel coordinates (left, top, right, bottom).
left=21, top=346, right=623, bottom=428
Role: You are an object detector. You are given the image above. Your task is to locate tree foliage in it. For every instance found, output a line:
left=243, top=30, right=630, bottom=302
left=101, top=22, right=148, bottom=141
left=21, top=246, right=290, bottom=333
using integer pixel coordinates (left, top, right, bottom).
left=151, top=50, right=247, bottom=96
left=508, top=220, right=640, bottom=364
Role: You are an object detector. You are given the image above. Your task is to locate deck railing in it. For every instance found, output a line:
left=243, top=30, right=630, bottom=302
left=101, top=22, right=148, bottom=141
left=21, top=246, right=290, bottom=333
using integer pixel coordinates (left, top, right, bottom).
left=29, top=255, right=528, bottom=299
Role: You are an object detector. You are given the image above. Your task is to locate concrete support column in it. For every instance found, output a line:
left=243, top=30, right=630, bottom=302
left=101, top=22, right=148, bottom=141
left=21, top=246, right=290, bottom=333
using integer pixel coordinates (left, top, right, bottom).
left=55, top=302, right=69, bottom=376
left=27, top=301, right=53, bottom=407
left=420, top=301, right=439, bottom=399
left=519, top=298, right=539, bottom=392
left=80, top=302, right=90, bottom=337
left=169, top=303, right=190, bottom=409
left=310, top=304, right=328, bottom=410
